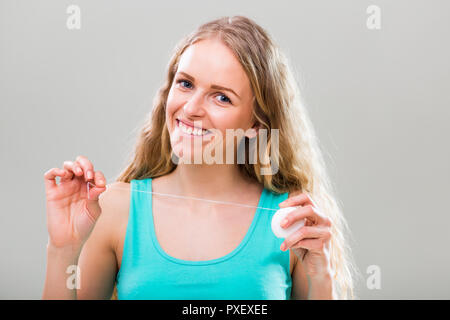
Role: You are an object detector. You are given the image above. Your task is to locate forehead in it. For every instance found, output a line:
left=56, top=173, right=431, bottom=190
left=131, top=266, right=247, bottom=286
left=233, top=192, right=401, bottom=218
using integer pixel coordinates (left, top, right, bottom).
left=176, top=39, right=252, bottom=98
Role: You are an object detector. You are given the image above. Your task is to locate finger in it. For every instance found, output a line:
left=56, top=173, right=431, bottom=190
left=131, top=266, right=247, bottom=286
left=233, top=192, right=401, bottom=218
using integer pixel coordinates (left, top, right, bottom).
left=63, top=160, right=83, bottom=177
left=85, top=171, right=107, bottom=201
left=93, top=171, right=106, bottom=187
left=87, top=184, right=107, bottom=201
left=76, top=155, right=94, bottom=181
left=292, top=238, right=326, bottom=252
left=44, top=168, right=66, bottom=190
left=279, top=192, right=313, bottom=208
left=86, top=182, right=107, bottom=202
left=282, top=204, right=330, bottom=228
left=60, top=169, right=74, bottom=182
left=281, top=226, right=331, bottom=251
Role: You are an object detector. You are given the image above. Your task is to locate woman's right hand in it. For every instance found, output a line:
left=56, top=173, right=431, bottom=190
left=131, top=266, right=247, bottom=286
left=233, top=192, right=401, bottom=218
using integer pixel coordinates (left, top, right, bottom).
left=44, top=155, right=107, bottom=251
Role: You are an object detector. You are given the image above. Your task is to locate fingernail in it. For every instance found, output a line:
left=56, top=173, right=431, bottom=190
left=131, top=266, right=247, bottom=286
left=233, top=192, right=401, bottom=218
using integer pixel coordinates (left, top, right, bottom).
left=87, top=171, right=93, bottom=179
left=280, top=243, right=286, bottom=251
left=281, top=218, right=288, bottom=227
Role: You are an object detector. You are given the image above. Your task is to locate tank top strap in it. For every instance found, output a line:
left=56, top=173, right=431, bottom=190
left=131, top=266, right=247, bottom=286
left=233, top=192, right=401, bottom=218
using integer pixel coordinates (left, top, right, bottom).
left=255, top=188, right=290, bottom=240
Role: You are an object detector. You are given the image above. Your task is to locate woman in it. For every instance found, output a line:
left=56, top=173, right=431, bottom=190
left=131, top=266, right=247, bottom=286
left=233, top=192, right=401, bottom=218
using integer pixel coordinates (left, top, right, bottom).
left=43, top=16, right=357, bottom=300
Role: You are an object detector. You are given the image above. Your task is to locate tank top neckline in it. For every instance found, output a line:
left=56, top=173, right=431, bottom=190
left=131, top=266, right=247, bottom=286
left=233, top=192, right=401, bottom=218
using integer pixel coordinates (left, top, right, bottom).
left=146, top=177, right=268, bottom=266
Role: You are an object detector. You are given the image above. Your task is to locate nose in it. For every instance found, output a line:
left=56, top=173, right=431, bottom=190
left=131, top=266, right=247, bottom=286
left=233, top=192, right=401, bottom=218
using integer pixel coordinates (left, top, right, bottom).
left=182, top=91, right=206, bottom=117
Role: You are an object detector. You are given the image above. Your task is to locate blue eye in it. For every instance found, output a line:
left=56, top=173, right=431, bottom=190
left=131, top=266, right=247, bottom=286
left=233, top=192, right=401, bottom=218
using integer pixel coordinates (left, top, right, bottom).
left=217, top=94, right=232, bottom=104
left=177, top=79, right=192, bottom=89
left=176, top=78, right=232, bottom=105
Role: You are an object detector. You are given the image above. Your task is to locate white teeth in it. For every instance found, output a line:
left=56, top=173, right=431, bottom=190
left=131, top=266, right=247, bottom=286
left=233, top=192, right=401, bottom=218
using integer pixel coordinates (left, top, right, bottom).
left=194, top=128, right=205, bottom=136
left=178, top=120, right=208, bottom=136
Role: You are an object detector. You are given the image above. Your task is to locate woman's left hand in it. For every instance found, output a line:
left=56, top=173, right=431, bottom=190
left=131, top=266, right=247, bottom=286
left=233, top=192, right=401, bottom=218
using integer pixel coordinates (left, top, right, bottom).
left=278, top=193, right=333, bottom=278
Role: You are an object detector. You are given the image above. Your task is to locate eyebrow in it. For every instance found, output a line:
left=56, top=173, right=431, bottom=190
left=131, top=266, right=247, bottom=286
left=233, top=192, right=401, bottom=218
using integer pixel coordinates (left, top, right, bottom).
left=176, top=71, right=241, bottom=100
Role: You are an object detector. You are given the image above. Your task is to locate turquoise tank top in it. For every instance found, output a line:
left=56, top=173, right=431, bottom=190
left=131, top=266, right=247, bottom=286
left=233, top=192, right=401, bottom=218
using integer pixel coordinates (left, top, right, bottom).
left=116, top=178, right=292, bottom=300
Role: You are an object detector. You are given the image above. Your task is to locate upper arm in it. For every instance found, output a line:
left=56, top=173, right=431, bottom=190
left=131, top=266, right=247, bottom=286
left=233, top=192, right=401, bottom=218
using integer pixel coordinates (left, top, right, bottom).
left=76, top=182, right=128, bottom=299
left=290, top=252, right=309, bottom=300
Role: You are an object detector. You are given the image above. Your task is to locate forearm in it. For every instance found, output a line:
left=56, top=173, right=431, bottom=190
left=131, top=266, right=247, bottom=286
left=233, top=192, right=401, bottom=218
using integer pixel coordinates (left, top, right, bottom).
left=307, top=274, right=335, bottom=300
left=42, top=243, right=82, bottom=300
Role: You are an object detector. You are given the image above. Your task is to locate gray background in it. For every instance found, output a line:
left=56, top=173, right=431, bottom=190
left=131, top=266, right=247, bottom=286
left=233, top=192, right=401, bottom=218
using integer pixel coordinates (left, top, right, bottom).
left=1, top=0, right=449, bottom=299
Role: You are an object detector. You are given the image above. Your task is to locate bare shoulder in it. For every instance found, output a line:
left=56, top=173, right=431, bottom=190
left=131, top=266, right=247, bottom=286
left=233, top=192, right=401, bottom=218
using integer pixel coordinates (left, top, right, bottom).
left=98, top=181, right=131, bottom=210
left=97, top=181, right=131, bottom=250
left=287, top=189, right=303, bottom=199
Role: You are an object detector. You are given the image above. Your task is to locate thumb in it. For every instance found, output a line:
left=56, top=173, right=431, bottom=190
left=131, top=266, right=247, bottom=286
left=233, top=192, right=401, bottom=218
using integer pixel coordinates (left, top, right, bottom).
left=88, top=184, right=107, bottom=201
left=86, top=180, right=107, bottom=201
left=83, top=182, right=106, bottom=223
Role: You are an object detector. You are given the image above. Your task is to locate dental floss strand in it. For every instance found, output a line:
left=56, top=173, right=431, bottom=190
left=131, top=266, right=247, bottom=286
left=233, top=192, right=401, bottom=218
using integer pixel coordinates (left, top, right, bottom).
left=85, top=181, right=305, bottom=239
left=86, top=181, right=278, bottom=212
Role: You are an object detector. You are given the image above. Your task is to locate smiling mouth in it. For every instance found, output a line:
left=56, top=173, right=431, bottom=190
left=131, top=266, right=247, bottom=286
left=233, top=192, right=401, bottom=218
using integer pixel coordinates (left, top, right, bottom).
left=176, top=119, right=211, bottom=136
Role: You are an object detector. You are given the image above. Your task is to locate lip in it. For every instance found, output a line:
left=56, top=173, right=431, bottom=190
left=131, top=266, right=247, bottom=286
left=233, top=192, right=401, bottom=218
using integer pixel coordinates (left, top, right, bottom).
left=176, top=118, right=208, bottom=131
left=177, top=119, right=208, bottom=130
left=176, top=119, right=211, bottom=136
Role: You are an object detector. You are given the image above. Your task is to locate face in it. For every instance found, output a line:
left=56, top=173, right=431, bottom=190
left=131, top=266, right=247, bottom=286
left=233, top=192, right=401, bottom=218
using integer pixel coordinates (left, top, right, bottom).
left=166, top=38, right=257, bottom=164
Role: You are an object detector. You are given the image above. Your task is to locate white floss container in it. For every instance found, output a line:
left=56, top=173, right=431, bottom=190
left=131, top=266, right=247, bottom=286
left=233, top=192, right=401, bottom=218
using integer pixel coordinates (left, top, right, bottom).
left=271, top=206, right=305, bottom=238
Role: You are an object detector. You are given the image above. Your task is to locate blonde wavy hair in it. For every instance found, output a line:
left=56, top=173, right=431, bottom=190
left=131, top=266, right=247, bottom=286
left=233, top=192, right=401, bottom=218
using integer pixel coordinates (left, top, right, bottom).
left=110, top=15, right=360, bottom=300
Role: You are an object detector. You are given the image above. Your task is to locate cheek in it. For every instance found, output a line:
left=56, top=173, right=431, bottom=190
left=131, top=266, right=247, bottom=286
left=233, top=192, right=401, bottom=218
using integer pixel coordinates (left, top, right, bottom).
left=165, top=91, right=182, bottom=126
left=211, top=110, right=250, bottom=132
left=166, top=90, right=177, bottom=113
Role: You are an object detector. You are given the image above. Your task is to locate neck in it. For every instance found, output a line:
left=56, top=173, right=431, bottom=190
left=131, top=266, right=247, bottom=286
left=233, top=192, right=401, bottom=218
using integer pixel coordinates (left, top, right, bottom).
left=167, top=163, right=251, bottom=200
